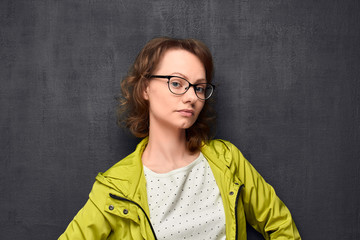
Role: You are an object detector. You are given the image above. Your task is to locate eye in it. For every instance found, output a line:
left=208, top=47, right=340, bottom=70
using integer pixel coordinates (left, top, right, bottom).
left=170, top=81, right=182, bottom=88
left=169, top=77, right=186, bottom=89
left=195, top=84, right=207, bottom=94
left=195, top=84, right=206, bottom=93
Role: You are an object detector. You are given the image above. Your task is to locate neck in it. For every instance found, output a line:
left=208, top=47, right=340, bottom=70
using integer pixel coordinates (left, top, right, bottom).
left=142, top=121, right=199, bottom=173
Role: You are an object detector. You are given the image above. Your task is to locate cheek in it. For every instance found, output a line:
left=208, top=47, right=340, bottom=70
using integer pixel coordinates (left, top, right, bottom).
left=198, top=101, right=205, bottom=112
left=194, top=102, right=205, bottom=118
left=148, top=89, right=173, bottom=112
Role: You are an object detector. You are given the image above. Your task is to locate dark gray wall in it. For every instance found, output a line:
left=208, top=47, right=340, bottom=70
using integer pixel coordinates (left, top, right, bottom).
left=1, top=0, right=359, bottom=239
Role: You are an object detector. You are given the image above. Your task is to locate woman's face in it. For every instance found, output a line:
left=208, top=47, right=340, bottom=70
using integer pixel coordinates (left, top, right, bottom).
left=144, top=49, right=206, bottom=131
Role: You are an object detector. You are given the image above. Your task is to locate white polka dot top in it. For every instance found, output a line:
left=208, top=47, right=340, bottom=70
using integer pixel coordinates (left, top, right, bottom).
left=143, top=152, right=226, bottom=240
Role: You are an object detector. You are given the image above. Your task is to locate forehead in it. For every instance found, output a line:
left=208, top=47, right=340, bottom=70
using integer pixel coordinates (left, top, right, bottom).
left=154, top=49, right=205, bottom=76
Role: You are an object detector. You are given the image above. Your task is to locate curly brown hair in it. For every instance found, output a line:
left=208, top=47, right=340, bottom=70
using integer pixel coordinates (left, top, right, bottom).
left=117, top=37, right=215, bottom=152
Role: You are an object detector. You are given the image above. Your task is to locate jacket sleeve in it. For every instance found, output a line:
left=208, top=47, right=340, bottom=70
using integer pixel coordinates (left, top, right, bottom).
left=58, top=189, right=112, bottom=240
left=230, top=143, right=301, bottom=240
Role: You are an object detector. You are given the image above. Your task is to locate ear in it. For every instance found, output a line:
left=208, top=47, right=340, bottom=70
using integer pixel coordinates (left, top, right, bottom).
left=143, top=83, right=150, bottom=100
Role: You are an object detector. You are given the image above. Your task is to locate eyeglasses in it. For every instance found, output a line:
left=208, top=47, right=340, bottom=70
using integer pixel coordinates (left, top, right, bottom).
left=149, top=75, right=215, bottom=100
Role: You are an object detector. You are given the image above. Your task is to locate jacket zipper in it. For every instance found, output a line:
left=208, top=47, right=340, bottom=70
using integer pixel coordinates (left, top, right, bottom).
left=109, top=193, right=158, bottom=240
left=234, top=184, right=244, bottom=240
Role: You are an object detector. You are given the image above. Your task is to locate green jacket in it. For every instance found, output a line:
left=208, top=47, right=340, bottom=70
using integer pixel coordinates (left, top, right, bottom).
left=59, top=138, right=300, bottom=240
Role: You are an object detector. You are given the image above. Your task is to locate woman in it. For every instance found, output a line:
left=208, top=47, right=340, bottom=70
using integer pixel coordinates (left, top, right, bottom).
left=59, top=37, right=301, bottom=239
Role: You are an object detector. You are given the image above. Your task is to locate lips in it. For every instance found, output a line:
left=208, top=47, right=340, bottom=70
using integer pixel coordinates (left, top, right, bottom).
left=177, top=109, right=194, bottom=117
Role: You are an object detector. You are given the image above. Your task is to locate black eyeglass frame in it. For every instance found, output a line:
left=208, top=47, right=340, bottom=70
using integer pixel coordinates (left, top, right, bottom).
left=149, top=75, right=215, bottom=100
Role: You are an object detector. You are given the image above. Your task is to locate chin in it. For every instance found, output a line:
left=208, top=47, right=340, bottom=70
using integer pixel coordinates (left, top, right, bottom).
left=178, top=121, right=196, bottom=130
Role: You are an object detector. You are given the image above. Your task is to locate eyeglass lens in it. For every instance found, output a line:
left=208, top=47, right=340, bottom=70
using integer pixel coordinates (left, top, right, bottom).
left=168, top=77, right=213, bottom=100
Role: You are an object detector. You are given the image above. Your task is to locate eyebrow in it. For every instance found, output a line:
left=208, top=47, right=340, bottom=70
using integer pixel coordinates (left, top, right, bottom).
left=170, top=72, right=207, bottom=83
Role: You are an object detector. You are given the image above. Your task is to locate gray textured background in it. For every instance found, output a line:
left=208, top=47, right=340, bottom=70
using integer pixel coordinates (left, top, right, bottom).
left=1, top=0, right=359, bottom=239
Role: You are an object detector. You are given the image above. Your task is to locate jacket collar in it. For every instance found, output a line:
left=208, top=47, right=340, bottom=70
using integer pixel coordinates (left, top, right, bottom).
left=96, top=138, right=149, bottom=200
left=95, top=137, right=234, bottom=198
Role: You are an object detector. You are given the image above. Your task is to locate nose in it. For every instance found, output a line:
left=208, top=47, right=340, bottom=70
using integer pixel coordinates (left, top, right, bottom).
left=182, top=86, right=198, bottom=103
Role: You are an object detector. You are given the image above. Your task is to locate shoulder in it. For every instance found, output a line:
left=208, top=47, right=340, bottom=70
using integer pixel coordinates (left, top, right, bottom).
left=88, top=138, right=148, bottom=200
left=203, top=139, right=240, bottom=154
left=103, top=138, right=148, bottom=177
left=202, top=139, right=246, bottom=166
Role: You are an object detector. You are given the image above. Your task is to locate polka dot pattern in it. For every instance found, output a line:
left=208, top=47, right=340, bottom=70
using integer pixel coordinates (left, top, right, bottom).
left=144, top=153, right=226, bottom=240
